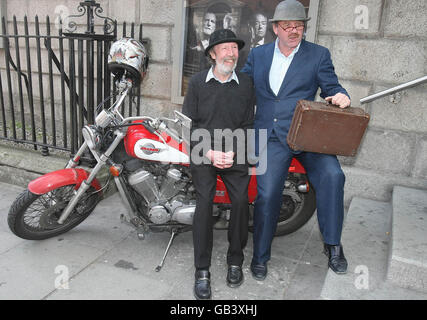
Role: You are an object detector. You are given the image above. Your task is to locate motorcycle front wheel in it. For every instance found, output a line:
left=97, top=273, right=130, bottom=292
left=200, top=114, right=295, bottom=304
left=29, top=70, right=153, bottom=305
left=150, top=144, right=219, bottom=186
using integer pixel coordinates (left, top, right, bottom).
left=7, top=184, right=101, bottom=240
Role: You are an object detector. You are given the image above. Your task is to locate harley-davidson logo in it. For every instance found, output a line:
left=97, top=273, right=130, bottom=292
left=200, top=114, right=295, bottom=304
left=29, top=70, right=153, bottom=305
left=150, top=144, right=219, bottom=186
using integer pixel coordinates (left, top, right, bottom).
left=141, top=143, right=161, bottom=155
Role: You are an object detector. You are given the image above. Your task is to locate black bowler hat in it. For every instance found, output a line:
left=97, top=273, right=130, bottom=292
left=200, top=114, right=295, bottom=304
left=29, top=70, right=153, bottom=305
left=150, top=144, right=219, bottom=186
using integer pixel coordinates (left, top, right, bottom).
left=204, top=29, right=245, bottom=56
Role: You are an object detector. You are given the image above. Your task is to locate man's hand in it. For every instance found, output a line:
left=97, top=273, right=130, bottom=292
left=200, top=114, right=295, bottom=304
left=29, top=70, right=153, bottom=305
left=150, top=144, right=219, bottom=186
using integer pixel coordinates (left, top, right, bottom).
left=206, top=150, right=234, bottom=169
left=325, top=93, right=351, bottom=109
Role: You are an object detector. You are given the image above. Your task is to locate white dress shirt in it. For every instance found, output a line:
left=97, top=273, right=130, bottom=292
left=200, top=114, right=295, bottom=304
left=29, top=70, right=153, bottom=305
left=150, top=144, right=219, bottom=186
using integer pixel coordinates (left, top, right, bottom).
left=269, top=39, right=301, bottom=96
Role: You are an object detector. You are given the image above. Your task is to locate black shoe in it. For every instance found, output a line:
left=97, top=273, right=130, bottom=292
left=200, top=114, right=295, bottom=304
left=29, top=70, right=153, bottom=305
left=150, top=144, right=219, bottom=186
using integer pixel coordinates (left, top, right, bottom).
left=324, top=243, right=348, bottom=274
left=226, top=265, right=243, bottom=288
left=250, top=262, right=267, bottom=281
left=194, top=269, right=211, bottom=300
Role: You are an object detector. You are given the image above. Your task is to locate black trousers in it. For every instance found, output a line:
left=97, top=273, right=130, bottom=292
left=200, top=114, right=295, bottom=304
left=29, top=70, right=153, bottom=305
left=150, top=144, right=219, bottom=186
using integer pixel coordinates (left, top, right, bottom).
left=191, top=163, right=251, bottom=269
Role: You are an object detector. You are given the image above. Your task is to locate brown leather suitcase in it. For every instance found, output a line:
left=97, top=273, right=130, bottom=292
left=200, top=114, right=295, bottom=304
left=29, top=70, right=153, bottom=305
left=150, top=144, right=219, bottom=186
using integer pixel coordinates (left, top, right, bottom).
left=287, top=100, right=370, bottom=156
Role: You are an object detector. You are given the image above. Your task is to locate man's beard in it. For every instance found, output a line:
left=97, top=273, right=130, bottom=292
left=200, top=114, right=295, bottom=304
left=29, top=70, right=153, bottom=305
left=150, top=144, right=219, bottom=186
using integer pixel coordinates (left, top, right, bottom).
left=216, top=57, right=237, bottom=76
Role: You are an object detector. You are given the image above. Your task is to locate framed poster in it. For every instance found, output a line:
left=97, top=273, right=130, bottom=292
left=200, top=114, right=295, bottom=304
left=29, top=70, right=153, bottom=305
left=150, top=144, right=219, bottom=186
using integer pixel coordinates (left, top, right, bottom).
left=171, top=0, right=319, bottom=104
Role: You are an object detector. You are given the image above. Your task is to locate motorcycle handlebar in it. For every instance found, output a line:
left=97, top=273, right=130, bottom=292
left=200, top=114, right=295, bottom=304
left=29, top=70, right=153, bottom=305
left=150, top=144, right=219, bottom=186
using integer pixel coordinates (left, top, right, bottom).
left=120, top=116, right=182, bottom=143
left=122, top=116, right=155, bottom=124
left=158, top=122, right=182, bottom=143
left=108, top=81, right=183, bottom=143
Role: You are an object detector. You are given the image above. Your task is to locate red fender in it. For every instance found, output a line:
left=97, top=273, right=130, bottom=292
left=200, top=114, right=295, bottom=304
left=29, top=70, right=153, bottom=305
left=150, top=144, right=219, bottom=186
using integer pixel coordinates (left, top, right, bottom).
left=215, top=158, right=307, bottom=204
left=28, top=168, right=102, bottom=195
left=289, top=158, right=306, bottom=174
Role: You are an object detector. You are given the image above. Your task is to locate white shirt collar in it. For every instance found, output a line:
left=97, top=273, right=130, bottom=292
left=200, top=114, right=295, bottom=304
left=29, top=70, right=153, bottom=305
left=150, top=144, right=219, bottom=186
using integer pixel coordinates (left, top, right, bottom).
left=206, top=66, right=239, bottom=84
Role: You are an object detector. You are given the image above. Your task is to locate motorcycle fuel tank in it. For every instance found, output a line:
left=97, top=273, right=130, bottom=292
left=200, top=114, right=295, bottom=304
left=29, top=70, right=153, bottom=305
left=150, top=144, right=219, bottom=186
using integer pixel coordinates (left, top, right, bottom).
left=124, top=121, right=190, bottom=164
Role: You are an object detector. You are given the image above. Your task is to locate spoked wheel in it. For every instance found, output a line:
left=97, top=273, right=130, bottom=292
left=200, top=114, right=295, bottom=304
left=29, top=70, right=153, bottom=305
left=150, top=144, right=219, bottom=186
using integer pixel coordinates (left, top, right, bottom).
left=8, top=184, right=101, bottom=240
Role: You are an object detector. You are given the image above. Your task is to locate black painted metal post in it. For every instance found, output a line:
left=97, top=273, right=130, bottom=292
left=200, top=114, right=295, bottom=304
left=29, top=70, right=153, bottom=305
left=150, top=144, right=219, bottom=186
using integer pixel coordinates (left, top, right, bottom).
left=13, top=16, right=26, bottom=142
left=69, top=38, right=77, bottom=154
left=136, top=24, right=143, bottom=116
left=0, top=61, right=6, bottom=137
left=4, top=17, right=16, bottom=140
left=87, top=39, right=94, bottom=124
left=59, top=21, right=68, bottom=149
left=103, top=20, right=111, bottom=110
left=35, top=16, right=49, bottom=156
left=112, top=20, right=117, bottom=104
left=96, top=39, right=103, bottom=112
left=78, top=39, right=84, bottom=146
left=24, top=16, right=36, bottom=149
left=82, top=0, right=98, bottom=34
left=46, top=16, right=56, bottom=147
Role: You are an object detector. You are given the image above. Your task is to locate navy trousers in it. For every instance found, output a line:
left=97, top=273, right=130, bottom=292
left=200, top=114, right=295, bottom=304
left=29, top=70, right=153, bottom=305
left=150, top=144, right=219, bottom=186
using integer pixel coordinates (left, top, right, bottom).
left=252, top=133, right=345, bottom=265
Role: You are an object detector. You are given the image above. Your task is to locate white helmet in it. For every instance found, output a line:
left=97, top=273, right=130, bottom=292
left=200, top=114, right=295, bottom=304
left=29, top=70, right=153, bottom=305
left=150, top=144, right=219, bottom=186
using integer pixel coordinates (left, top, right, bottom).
left=108, top=38, right=149, bottom=85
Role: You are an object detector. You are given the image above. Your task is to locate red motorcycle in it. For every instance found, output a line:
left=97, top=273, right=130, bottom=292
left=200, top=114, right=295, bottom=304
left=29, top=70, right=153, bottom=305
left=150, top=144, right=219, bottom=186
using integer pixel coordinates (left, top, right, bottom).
left=7, top=39, right=316, bottom=271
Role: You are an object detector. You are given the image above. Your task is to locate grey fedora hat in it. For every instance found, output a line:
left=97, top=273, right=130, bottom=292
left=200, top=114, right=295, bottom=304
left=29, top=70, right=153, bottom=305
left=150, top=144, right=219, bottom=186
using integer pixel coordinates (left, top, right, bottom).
left=204, top=29, right=245, bottom=56
left=269, top=0, right=311, bottom=22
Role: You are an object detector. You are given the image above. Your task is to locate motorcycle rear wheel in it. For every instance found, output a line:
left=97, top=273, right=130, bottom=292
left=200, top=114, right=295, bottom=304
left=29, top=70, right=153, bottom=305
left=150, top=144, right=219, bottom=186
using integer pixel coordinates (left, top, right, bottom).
left=8, top=184, right=101, bottom=240
left=249, top=176, right=316, bottom=237
left=274, top=181, right=316, bottom=236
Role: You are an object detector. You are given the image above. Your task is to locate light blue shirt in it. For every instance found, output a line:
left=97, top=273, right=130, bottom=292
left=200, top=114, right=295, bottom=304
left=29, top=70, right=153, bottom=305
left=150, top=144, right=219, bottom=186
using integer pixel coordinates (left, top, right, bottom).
left=269, top=39, right=301, bottom=95
left=206, top=66, right=239, bottom=84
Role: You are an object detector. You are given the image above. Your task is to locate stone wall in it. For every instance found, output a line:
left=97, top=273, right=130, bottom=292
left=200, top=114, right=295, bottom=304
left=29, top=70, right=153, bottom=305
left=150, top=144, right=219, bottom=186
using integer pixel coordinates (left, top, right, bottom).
left=1, top=0, right=427, bottom=205
left=317, top=0, right=427, bottom=204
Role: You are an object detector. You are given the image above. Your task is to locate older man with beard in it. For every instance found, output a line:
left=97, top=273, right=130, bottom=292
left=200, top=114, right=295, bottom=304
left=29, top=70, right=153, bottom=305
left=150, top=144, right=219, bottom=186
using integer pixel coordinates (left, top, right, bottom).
left=182, top=29, right=255, bottom=300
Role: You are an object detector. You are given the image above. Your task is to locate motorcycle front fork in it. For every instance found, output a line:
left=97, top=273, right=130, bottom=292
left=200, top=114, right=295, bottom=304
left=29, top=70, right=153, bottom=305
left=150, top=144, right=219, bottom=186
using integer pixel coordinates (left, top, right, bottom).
left=57, top=130, right=126, bottom=224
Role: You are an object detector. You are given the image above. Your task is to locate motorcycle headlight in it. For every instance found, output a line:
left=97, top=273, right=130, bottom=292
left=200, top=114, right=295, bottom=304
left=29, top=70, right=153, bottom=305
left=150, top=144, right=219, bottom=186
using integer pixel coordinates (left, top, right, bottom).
left=82, top=125, right=102, bottom=150
left=95, top=109, right=114, bottom=128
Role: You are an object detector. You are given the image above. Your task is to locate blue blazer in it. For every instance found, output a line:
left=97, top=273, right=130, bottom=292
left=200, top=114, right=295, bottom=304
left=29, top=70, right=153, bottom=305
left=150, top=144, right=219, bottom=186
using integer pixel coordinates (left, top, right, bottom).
left=241, top=39, right=349, bottom=151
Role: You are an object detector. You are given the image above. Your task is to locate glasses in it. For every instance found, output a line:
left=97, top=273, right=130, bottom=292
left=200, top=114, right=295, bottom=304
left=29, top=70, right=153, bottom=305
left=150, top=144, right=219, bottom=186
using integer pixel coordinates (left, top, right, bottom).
left=277, top=24, right=304, bottom=33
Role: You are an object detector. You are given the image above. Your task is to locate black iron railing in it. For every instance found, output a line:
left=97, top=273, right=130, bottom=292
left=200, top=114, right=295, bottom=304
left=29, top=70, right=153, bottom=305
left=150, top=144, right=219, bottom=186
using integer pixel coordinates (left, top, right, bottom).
left=0, top=1, right=146, bottom=156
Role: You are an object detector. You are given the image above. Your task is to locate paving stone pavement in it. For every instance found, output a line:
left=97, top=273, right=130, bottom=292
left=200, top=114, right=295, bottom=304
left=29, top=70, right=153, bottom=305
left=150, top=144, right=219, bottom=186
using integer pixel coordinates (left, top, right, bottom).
left=0, top=181, right=332, bottom=300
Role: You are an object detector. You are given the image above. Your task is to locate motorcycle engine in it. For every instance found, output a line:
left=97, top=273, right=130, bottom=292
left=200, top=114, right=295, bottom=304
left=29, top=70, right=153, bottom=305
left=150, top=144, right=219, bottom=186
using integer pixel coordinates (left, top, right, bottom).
left=128, top=167, right=195, bottom=225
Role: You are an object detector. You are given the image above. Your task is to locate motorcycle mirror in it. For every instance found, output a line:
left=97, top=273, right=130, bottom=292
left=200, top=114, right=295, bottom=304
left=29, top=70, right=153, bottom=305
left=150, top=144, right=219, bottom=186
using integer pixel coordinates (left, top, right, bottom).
left=174, top=110, right=192, bottom=129
left=174, top=110, right=192, bottom=147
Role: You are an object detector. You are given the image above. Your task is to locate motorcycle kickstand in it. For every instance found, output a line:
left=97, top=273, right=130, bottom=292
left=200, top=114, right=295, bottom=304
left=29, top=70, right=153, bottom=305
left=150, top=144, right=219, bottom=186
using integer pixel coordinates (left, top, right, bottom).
left=155, top=229, right=178, bottom=272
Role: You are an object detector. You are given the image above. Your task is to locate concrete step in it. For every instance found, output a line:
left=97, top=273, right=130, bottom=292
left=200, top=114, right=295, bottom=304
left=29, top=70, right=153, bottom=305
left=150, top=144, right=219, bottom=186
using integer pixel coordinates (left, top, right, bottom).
left=0, top=143, right=116, bottom=197
left=320, top=197, right=427, bottom=299
left=387, top=186, right=427, bottom=293
left=0, top=143, right=67, bottom=187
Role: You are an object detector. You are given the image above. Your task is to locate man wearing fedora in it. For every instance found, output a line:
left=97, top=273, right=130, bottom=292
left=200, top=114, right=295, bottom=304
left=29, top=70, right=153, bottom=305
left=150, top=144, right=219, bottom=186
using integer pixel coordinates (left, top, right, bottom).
left=182, top=29, right=255, bottom=300
left=242, top=0, right=351, bottom=280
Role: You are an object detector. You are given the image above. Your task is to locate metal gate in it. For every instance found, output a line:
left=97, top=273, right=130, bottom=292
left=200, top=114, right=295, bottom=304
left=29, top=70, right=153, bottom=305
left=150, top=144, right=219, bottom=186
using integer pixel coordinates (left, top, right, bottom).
left=0, top=0, right=145, bottom=156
